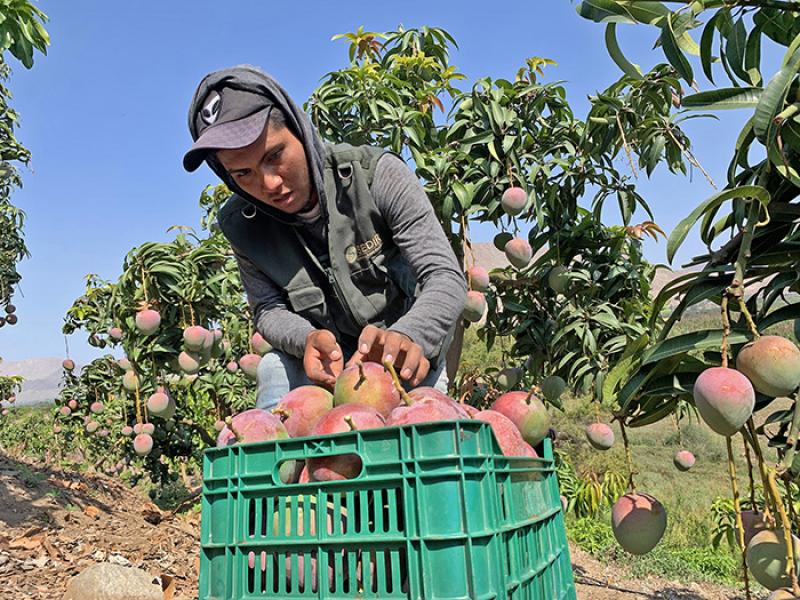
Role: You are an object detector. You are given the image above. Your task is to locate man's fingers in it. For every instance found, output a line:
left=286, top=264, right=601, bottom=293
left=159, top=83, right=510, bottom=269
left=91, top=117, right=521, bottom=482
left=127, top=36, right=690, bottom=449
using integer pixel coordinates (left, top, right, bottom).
left=400, top=343, right=424, bottom=381
left=305, top=358, right=338, bottom=388
left=315, top=330, right=342, bottom=360
left=410, top=356, right=430, bottom=387
left=381, top=332, right=405, bottom=369
left=345, top=351, right=367, bottom=369
left=304, top=330, right=342, bottom=388
left=358, top=325, right=383, bottom=356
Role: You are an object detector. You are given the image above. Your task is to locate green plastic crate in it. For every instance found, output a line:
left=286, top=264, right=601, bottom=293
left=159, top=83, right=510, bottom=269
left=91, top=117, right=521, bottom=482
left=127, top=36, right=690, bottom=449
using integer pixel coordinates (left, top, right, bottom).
left=199, top=420, right=576, bottom=599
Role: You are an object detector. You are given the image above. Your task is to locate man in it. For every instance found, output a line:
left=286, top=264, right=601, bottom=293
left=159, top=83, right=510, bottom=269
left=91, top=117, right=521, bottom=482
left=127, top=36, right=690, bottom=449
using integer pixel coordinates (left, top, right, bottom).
left=183, top=65, right=466, bottom=409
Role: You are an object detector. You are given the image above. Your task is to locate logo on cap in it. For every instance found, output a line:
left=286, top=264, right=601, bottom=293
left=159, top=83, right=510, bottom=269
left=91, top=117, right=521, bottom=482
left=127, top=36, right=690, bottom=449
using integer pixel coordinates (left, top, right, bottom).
left=201, top=91, right=221, bottom=126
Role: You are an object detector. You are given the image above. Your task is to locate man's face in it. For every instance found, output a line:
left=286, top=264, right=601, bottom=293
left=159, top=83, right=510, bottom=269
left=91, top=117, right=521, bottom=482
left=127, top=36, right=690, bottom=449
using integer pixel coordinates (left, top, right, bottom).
left=216, top=120, right=314, bottom=214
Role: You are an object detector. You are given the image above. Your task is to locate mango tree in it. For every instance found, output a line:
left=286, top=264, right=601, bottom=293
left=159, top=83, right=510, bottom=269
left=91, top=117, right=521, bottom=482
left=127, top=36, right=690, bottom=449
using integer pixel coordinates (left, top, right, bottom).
left=308, top=27, right=701, bottom=406
left=579, top=0, right=800, bottom=594
left=61, top=186, right=264, bottom=483
left=0, top=0, right=49, bottom=320
left=0, top=2, right=50, bottom=418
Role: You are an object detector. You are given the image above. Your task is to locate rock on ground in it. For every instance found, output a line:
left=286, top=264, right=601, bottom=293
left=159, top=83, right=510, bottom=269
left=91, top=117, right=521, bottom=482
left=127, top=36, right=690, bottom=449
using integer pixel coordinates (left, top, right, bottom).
left=62, top=562, right=163, bottom=599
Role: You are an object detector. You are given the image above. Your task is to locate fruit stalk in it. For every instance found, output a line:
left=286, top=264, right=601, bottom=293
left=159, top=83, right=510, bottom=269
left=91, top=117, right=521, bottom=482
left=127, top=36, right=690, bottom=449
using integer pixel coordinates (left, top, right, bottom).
left=726, top=436, right=753, bottom=600
left=139, top=263, right=150, bottom=304
left=767, top=469, right=800, bottom=593
left=524, top=386, right=539, bottom=406
left=744, top=420, right=777, bottom=527
left=224, top=416, right=243, bottom=442
left=728, top=200, right=763, bottom=339
left=461, top=214, right=476, bottom=270
left=720, top=294, right=730, bottom=369
left=382, top=359, right=412, bottom=406
left=737, top=297, right=761, bottom=341
left=133, top=372, right=143, bottom=425
left=743, top=436, right=757, bottom=510
left=272, top=407, right=291, bottom=420
left=786, top=474, right=800, bottom=551
left=618, top=417, right=637, bottom=494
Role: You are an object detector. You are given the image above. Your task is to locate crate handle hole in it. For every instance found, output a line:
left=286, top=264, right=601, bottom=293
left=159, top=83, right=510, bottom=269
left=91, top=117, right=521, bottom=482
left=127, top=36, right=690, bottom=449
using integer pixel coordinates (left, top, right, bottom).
left=302, top=454, right=364, bottom=482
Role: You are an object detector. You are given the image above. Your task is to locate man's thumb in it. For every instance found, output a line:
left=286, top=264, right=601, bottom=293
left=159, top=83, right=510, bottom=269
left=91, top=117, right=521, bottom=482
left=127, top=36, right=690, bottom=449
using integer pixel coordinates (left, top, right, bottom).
left=316, top=330, right=341, bottom=359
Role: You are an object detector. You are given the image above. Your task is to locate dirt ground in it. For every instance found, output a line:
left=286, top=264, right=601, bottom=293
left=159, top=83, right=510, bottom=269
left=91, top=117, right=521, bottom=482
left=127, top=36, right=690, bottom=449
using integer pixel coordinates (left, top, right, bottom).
left=0, top=451, right=768, bottom=600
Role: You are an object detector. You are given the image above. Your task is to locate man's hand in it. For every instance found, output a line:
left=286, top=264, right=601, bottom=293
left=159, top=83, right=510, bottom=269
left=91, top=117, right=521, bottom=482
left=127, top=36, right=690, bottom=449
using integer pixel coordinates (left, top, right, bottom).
left=303, top=330, right=344, bottom=389
left=346, top=324, right=430, bottom=386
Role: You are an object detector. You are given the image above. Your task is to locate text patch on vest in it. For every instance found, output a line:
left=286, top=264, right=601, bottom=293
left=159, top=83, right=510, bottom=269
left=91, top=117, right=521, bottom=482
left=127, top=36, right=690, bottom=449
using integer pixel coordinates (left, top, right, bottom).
left=345, top=233, right=383, bottom=264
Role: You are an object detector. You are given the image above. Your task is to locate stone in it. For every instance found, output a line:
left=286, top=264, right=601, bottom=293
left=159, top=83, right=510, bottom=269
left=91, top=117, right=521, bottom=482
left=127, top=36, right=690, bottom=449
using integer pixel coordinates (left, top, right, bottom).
left=62, top=562, right=163, bottom=600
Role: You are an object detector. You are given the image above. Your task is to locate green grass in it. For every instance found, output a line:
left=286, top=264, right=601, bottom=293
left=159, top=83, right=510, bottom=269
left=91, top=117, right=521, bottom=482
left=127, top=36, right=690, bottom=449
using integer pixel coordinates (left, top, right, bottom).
left=552, top=394, right=735, bottom=545
left=568, top=514, right=740, bottom=585
left=559, top=392, right=744, bottom=587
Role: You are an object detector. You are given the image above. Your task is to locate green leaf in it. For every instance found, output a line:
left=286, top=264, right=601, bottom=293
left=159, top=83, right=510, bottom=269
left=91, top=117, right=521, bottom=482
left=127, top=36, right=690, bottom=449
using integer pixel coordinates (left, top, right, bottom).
left=754, top=45, right=800, bottom=143
left=605, top=23, right=642, bottom=79
left=451, top=181, right=472, bottom=211
left=487, top=139, right=502, bottom=162
left=642, top=329, right=749, bottom=366
left=628, top=398, right=678, bottom=427
left=700, top=12, right=719, bottom=84
left=626, top=2, right=670, bottom=25
left=744, top=25, right=762, bottom=86
left=602, top=334, right=650, bottom=404
left=661, top=13, right=694, bottom=84
left=667, top=185, right=771, bottom=263
left=784, top=32, right=800, bottom=67
left=576, top=0, right=636, bottom=24
left=759, top=302, right=800, bottom=331
left=682, top=87, right=762, bottom=110
left=724, top=17, right=750, bottom=84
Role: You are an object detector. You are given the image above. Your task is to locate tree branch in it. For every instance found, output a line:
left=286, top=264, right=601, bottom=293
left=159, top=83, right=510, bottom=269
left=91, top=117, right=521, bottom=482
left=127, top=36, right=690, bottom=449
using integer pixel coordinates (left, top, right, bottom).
left=661, top=0, right=800, bottom=12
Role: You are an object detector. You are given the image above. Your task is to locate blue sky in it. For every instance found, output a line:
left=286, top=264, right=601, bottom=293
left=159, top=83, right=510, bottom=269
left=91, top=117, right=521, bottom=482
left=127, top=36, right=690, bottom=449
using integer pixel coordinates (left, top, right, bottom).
left=0, top=1, right=782, bottom=364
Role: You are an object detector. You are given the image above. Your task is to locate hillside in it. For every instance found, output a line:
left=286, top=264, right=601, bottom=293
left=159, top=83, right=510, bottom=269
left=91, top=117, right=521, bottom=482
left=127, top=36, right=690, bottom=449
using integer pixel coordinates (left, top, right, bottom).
left=0, top=357, right=65, bottom=407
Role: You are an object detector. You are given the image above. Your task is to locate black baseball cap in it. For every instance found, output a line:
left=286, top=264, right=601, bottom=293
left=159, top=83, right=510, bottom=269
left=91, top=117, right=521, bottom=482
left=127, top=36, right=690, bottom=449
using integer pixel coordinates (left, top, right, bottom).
left=183, top=86, right=274, bottom=172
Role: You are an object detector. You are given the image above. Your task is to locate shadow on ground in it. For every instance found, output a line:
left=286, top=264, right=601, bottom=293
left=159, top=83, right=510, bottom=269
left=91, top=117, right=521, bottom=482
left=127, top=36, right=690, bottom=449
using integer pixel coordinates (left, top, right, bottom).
left=573, top=563, right=753, bottom=600
left=0, top=452, right=119, bottom=528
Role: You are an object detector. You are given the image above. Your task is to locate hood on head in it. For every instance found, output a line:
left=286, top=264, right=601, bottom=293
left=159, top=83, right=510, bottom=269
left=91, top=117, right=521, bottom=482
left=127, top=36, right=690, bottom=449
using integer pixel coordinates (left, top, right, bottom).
left=186, top=64, right=327, bottom=224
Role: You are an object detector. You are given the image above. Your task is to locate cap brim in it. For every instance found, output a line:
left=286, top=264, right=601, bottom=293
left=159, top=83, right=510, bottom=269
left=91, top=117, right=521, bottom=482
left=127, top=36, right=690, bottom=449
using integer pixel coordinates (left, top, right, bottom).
left=182, top=106, right=271, bottom=172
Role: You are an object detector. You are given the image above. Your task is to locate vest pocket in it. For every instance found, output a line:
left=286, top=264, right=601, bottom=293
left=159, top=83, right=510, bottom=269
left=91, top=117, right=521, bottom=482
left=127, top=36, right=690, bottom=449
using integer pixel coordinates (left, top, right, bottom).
left=286, top=285, right=326, bottom=313
left=349, top=260, right=406, bottom=320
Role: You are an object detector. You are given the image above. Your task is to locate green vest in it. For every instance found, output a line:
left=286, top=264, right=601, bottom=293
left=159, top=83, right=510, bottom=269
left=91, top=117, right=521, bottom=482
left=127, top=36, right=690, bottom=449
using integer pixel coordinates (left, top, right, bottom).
left=218, top=143, right=419, bottom=354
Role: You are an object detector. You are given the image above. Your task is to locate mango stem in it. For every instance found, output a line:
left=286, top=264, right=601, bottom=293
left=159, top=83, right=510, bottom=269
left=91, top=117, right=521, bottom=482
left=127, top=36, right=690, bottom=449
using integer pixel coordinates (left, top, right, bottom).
left=224, top=416, right=243, bottom=442
left=382, top=359, right=413, bottom=406
left=271, top=407, right=291, bottom=421
left=618, top=417, right=637, bottom=494
left=767, top=469, right=799, bottom=589
left=726, top=436, right=753, bottom=600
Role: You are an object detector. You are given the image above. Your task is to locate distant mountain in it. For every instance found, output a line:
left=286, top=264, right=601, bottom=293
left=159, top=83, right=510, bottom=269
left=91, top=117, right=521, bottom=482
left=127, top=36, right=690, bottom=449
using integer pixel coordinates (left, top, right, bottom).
left=0, top=357, right=67, bottom=406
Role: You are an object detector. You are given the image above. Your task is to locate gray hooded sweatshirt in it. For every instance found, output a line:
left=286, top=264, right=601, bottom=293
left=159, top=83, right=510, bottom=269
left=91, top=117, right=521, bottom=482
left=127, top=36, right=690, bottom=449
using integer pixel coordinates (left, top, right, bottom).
left=188, top=65, right=466, bottom=361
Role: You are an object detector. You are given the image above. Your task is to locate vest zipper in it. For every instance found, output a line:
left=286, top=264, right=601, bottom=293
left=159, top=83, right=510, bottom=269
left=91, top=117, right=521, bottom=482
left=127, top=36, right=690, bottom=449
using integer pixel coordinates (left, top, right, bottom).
left=326, top=267, right=366, bottom=329
left=290, top=227, right=365, bottom=332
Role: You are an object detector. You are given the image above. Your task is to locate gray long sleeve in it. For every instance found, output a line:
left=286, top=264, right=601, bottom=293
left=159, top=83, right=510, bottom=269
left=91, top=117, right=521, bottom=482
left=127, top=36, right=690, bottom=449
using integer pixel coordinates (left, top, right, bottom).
left=233, top=152, right=467, bottom=360
left=233, top=249, right=315, bottom=358
left=371, top=153, right=467, bottom=359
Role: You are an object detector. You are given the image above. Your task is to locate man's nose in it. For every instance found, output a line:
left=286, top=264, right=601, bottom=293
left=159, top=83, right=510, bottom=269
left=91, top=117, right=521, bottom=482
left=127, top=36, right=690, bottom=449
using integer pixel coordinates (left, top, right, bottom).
left=260, top=169, right=283, bottom=193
